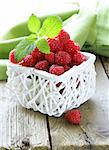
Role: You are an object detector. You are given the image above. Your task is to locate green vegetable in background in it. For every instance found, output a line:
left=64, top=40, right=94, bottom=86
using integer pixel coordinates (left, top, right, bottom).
left=63, top=7, right=96, bottom=48
left=0, top=60, right=8, bottom=80
left=0, top=37, right=26, bottom=59
left=1, top=8, right=79, bottom=40
left=64, top=0, right=109, bottom=57
left=89, top=0, right=109, bottom=57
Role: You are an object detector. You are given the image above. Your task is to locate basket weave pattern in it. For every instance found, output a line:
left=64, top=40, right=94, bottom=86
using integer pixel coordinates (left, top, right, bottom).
left=6, top=52, right=96, bottom=117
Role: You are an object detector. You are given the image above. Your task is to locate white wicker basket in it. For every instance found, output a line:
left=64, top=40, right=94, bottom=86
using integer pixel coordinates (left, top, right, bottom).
left=6, top=52, right=96, bottom=117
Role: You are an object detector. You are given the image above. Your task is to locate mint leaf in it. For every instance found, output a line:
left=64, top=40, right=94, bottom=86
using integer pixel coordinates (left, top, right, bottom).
left=14, top=15, right=62, bottom=61
left=28, top=14, right=41, bottom=33
left=36, top=38, right=50, bottom=54
left=38, top=16, right=63, bottom=38
left=15, top=39, right=36, bottom=62
left=28, top=34, right=37, bottom=40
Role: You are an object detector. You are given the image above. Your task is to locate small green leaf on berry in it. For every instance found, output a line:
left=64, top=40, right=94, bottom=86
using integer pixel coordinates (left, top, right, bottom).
left=36, top=38, right=50, bottom=54
left=28, top=14, right=41, bottom=33
left=15, top=38, right=36, bottom=62
left=39, top=16, right=63, bottom=38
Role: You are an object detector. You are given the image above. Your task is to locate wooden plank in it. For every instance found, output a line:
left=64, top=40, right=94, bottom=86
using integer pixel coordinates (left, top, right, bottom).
left=48, top=116, right=90, bottom=150
left=48, top=57, right=109, bottom=150
left=100, top=56, right=109, bottom=78
left=0, top=82, right=50, bottom=150
left=79, top=57, right=109, bottom=150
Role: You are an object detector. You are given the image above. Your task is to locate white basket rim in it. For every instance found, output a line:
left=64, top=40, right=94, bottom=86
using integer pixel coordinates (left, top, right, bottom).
left=7, top=52, right=96, bottom=81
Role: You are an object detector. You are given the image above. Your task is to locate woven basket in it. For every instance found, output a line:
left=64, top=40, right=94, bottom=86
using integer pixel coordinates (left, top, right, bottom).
left=6, top=52, right=96, bottom=117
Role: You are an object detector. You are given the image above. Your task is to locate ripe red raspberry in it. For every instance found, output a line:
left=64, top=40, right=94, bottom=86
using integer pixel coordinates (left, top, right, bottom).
left=69, top=61, right=77, bottom=67
left=72, top=52, right=87, bottom=65
left=35, top=60, right=49, bottom=71
left=49, top=65, right=64, bottom=75
left=55, top=51, right=72, bottom=66
left=20, top=54, right=36, bottom=67
left=31, top=48, right=44, bottom=62
left=74, top=43, right=80, bottom=51
left=64, top=109, right=81, bottom=125
left=45, top=52, right=55, bottom=64
left=9, top=49, right=17, bottom=64
left=48, top=38, right=63, bottom=52
left=64, top=40, right=80, bottom=55
left=57, top=29, right=70, bottom=44
left=64, top=65, right=71, bottom=72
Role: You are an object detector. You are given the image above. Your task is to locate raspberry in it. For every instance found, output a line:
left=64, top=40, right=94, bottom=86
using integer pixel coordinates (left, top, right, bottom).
left=20, top=54, right=36, bottom=67
left=64, top=109, right=81, bottom=125
left=64, top=40, right=80, bottom=55
left=55, top=51, right=72, bottom=66
left=31, top=48, right=44, bottom=62
left=9, top=49, right=17, bottom=64
left=72, top=52, right=87, bottom=65
left=45, top=52, right=55, bottom=64
left=64, top=65, right=71, bottom=72
left=48, top=38, right=63, bottom=52
left=69, top=61, right=77, bottom=67
left=35, top=60, right=49, bottom=71
left=49, top=65, right=64, bottom=75
left=57, top=29, right=70, bottom=44
left=74, top=43, right=80, bottom=51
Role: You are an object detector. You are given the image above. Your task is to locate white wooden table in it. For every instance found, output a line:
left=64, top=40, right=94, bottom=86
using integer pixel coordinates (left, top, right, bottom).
left=0, top=56, right=109, bottom=150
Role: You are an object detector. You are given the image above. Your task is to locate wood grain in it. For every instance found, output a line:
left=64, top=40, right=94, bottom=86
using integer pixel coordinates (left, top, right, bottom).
left=80, top=57, right=109, bottom=150
left=48, top=57, right=109, bottom=150
left=0, top=82, right=50, bottom=150
left=48, top=116, right=90, bottom=150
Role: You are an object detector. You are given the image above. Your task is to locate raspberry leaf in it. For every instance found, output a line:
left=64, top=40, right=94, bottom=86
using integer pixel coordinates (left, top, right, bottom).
left=28, top=14, right=41, bottom=33
left=15, top=39, right=36, bottom=62
left=36, top=38, right=50, bottom=54
left=14, top=15, right=62, bottom=59
left=28, top=34, right=37, bottom=40
left=38, top=16, right=63, bottom=38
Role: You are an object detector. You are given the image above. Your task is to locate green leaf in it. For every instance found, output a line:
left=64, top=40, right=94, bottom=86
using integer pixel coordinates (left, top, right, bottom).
left=28, top=14, right=41, bottom=33
left=15, top=39, right=36, bottom=62
left=39, top=16, right=63, bottom=38
left=27, top=34, right=37, bottom=40
left=36, top=38, right=50, bottom=54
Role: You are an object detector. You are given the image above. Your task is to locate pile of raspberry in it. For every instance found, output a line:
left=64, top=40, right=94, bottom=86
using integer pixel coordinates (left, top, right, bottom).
left=9, top=30, right=87, bottom=76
